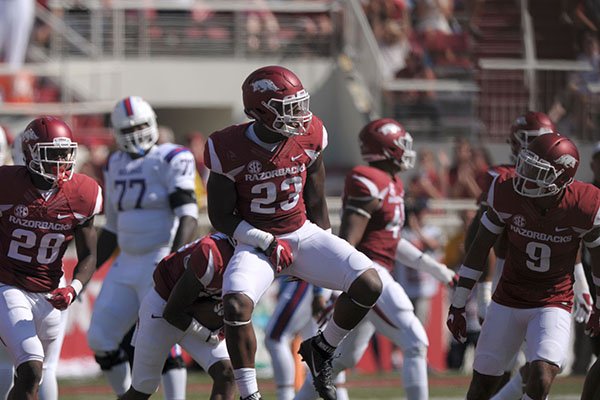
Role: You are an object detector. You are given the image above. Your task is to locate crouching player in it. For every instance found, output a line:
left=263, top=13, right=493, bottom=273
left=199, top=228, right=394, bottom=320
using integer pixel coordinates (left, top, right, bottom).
left=120, top=233, right=235, bottom=400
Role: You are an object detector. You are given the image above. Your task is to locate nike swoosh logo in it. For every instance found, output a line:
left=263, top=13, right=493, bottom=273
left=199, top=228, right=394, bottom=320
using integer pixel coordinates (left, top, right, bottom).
left=57, top=214, right=70, bottom=220
left=555, top=227, right=569, bottom=232
left=150, top=314, right=163, bottom=319
left=291, top=154, right=303, bottom=161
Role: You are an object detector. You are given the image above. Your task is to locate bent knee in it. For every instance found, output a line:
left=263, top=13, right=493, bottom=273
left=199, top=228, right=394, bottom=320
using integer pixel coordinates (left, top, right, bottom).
left=348, top=269, right=383, bottom=305
left=209, top=360, right=235, bottom=385
left=223, top=293, right=254, bottom=321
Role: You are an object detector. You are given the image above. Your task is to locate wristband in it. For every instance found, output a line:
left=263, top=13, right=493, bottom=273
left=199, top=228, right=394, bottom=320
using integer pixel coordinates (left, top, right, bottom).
left=458, top=264, right=483, bottom=281
left=233, top=220, right=274, bottom=251
left=71, top=279, right=83, bottom=296
left=451, top=286, right=471, bottom=308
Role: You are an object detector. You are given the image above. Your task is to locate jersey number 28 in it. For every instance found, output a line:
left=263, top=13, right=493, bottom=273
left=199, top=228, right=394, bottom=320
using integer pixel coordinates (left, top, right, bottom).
left=8, top=229, right=65, bottom=264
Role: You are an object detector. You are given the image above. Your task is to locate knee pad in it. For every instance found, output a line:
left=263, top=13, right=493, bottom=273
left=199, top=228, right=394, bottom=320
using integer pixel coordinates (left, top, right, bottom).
left=162, top=354, right=185, bottom=373
left=94, top=349, right=129, bottom=371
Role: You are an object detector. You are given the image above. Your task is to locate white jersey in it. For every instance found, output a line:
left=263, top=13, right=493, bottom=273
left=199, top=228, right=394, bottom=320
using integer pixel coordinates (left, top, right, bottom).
left=103, top=143, right=197, bottom=255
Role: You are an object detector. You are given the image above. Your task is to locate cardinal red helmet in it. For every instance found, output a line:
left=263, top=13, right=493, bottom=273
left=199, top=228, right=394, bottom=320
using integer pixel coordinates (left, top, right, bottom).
left=513, top=132, right=579, bottom=197
left=359, top=118, right=416, bottom=170
left=242, top=65, right=312, bottom=137
left=21, top=116, right=77, bottom=184
left=509, top=111, right=555, bottom=161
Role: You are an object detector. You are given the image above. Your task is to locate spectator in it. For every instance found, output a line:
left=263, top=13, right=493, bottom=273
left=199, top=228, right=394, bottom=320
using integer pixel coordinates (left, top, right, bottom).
left=379, top=20, right=412, bottom=80
left=246, top=0, right=280, bottom=52
left=548, top=30, right=600, bottom=139
left=408, top=148, right=449, bottom=200
left=447, top=138, right=481, bottom=199
left=394, top=45, right=441, bottom=131
left=414, top=0, right=470, bottom=66
left=0, top=0, right=35, bottom=70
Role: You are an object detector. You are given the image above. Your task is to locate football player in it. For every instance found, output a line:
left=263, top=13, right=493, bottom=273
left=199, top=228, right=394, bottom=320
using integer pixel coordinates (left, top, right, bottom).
left=464, top=112, right=592, bottom=400
left=447, top=132, right=600, bottom=400
left=87, top=96, right=198, bottom=398
left=0, top=116, right=101, bottom=399
left=295, top=118, right=455, bottom=400
left=120, top=233, right=234, bottom=400
left=204, top=65, right=383, bottom=400
left=0, top=128, right=72, bottom=400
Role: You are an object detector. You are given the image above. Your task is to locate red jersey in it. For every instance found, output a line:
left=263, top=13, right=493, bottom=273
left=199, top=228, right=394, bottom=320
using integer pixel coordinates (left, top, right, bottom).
left=489, top=178, right=600, bottom=310
left=342, top=165, right=405, bottom=270
left=153, top=233, right=234, bottom=301
left=204, top=117, right=327, bottom=235
left=0, top=166, right=102, bottom=292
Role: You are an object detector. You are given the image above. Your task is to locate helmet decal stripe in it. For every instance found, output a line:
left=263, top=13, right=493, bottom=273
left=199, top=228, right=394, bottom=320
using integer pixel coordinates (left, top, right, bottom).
left=123, top=97, right=134, bottom=116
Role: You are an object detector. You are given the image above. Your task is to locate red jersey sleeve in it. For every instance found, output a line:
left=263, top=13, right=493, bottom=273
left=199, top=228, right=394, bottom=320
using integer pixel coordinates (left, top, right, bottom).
left=188, top=236, right=225, bottom=288
left=67, top=174, right=103, bottom=224
left=344, top=167, right=385, bottom=202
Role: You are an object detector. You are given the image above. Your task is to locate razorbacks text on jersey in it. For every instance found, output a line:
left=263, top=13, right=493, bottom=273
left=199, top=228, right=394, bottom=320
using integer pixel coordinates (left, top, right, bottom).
left=103, top=143, right=196, bottom=255
left=204, top=117, right=327, bottom=235
left=153, top=233, right=234, bottom=305
left=0, top=166, right=102, bottom=292
left=487, top=177, right=600, bottom=310
left=343, top=165, right=405, bottom=270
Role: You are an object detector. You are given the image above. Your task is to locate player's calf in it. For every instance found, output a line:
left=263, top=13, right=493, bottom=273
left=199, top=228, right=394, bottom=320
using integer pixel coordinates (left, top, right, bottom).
left=208, top=360, right=235, bottom=400
left=9, top=361, right=43, bottom=400
left=466, top=370, right=504, bottom=400
left=522, top=360, right=559, bottom=400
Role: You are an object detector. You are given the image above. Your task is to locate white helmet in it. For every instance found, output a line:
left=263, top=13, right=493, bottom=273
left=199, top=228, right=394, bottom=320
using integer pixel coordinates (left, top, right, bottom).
left=111, top=96, right=159, bottom=155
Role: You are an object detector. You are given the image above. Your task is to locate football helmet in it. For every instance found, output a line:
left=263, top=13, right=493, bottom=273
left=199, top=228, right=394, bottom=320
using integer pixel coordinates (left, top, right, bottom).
left=509, top=111, right=555, bottom=162
left=359, top=118, right=416, bottom=170
left=242, top=65, right=312, bottom=137
left=21, top=116, right=78, bottom=184
left=111, top=96, right=158, bottom=155
left=513, top=132, right=579, bottom=197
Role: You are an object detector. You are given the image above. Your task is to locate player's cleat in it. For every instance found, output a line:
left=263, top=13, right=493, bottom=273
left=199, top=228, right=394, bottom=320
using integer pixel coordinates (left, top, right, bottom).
left=298, top=335, right=337, bottom=400
left=241, top=391, right=262, bottom=400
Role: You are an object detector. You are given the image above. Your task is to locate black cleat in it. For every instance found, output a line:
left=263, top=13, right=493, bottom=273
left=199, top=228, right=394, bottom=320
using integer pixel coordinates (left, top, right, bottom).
left=240, top=392, right=262, bottom=400
left=298, top=335, right=337, bottom=400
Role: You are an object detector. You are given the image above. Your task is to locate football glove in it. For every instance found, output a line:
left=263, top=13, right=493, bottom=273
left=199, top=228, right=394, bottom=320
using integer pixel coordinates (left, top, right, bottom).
left=446, top=305, right=467, bottom=343
left=574, top=293, right=593, bottom=324
left=45, top=286, right=76, bottom=310
left=264, top=238, right=293, bottom=273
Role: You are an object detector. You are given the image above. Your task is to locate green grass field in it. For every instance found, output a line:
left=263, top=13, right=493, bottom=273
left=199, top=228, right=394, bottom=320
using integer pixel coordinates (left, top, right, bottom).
left=56, top=371, right=585, bottom=399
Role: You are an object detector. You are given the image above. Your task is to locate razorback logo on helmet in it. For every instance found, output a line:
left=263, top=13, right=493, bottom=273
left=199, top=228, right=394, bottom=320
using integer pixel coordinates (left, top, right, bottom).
left=379, top=123, right=402, bottom=136
left=251, top=79, right=281, bottom=93
left=21, top=128, right=38, bottom=142
left=554, top=154, right=578, bottom=168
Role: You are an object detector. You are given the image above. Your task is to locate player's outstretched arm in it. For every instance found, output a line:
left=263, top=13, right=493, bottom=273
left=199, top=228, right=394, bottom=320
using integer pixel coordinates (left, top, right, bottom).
left=396, top=239, right=456, bottom=285
left=303, top=154, right=331, bottom=230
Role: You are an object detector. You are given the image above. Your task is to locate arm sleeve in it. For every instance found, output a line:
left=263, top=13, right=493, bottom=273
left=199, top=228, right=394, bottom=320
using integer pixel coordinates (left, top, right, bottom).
left=189, top=240, right=223, bottom=287
left=345, top=173, right=382, bottom=202
left=166, top=149, right=197, bottom=194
